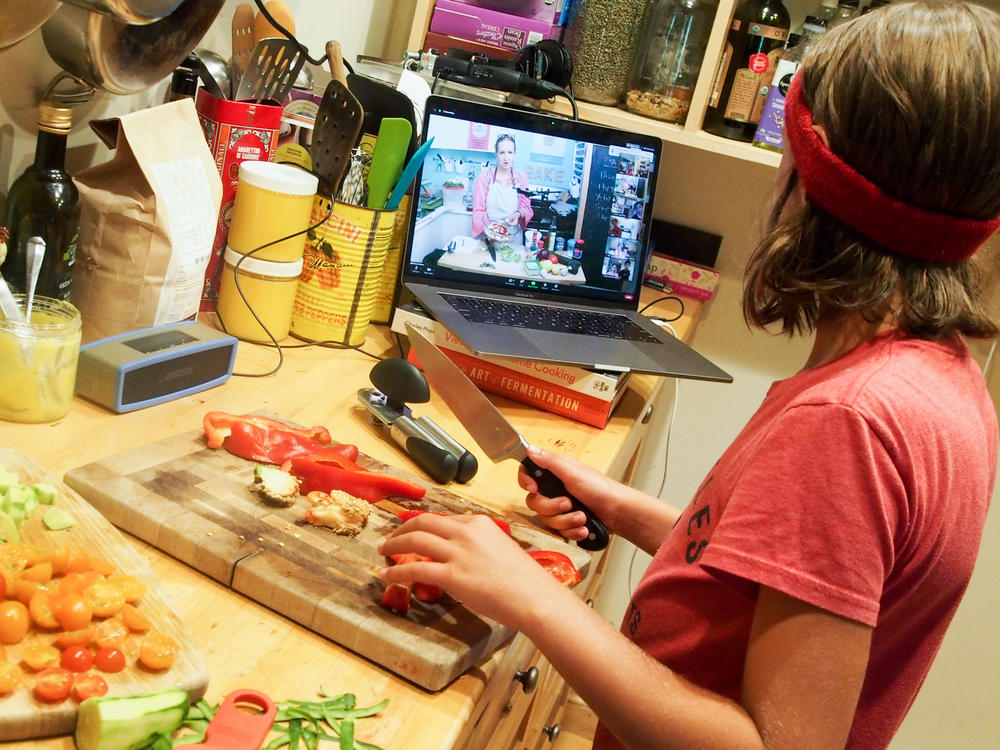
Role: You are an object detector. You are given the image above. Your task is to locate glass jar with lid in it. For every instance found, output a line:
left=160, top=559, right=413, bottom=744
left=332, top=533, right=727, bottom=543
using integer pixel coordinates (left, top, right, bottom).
left=625, top=0, right=717, bottom=124
left=562, top=0, right=651, bottom=106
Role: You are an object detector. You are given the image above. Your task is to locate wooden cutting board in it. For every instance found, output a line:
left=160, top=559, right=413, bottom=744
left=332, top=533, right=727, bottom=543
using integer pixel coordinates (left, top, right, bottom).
left=63, top=425, right=591, bottom=692
left=0, top=449, right=209, bottom=743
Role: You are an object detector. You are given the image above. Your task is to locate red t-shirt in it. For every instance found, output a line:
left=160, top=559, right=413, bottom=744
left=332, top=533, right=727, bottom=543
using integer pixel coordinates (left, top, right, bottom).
left=594, top=332, right=997, bottom=750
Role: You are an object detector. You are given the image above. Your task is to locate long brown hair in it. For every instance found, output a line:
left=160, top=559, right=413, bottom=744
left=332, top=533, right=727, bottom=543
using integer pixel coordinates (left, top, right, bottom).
left=743, top=1, right=1000, bottom=339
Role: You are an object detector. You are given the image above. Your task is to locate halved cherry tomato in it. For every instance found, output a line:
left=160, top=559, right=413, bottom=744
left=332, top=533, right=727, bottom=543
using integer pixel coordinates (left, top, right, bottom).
left=56, top=572, right=89, bottom=598
left=21, top=643, right=61, bottom=671
left=22, top=561, right=53, bottom=583
left=0, top=601, right=30, bottom=644
left=15, top=579, right=49, bottom=606
left=64, top=551, right=92, bottom=574
left=93, top=647, right=126, bottom=673
left=72, top=672, right=108, bottom=701
left=54, top=594, right=93, bottom=631
left=120, top=604, right=151, bottom=633
left=105, top=574, right=146, bottom=603
left=0, top=572, right=7, bottom=599
left=0, top=661, right=20, bottom=695
left=55, top=628, right=95, bottom=649
left=47, top=547, right=71, bottom=576
left=85, top=580, right=125, bottom=618
left=28, top=592, right=61, bottom=629
left=89, top=557, right=115, bottom=576
left=60, top=645, right=94, bottom=673
left=527, top=550, right=581, bottom=586
left=93, top=618, right=129, bottom=649
left=138, top=631, right=179, bottom=671
left=34, top=667, right=73, bottom=702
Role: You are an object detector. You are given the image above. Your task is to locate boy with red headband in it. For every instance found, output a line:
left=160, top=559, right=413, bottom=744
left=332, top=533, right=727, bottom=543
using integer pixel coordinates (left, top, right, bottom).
left=381, top=3, right=1000, bottom=748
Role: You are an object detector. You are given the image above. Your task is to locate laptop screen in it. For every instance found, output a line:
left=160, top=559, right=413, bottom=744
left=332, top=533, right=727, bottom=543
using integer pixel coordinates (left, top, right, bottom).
left=403, top=96, right=662, bottom=307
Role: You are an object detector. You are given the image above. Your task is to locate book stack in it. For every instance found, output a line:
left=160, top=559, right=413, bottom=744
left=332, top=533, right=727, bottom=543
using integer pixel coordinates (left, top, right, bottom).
left=391, top=303, right=630, bottom=429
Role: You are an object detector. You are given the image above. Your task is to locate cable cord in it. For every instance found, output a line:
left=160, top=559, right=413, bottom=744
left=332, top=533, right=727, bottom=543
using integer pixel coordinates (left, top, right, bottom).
left=250, top=0, right=353, bottom=73
left=639, top=294, right=684, bottom=320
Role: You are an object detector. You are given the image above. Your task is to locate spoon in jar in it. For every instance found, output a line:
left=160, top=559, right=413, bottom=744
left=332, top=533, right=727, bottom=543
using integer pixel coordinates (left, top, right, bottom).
left=25, top=236, right=45, bottom=321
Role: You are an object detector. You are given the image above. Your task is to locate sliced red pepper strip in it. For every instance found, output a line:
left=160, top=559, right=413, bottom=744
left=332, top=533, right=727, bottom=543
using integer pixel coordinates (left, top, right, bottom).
left=380, top=582, right=412, bottom=613
left=395, top=509, right=511, bottom=535
left=214, top=420, right=360, bottom=466
left=203, top=411, right=332, bottom=450
left=289, top=457, right=426, bottom=502
left=385, top=553, right=443, bottom=604
left=528, top=550, right=581, bottom=586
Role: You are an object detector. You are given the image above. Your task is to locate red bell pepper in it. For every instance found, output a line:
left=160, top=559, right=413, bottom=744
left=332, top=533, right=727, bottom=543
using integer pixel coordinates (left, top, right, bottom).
left=395, top=509, right=512, bottom=536
left=386, top=552, right=443, bottom=603
left=289, top=456, right=426, bottom=502
left=528, top=550, right=581, bottom=586
left=380, top=582, right=413, bottom=613
left=203, top=411, right=331, bottom=449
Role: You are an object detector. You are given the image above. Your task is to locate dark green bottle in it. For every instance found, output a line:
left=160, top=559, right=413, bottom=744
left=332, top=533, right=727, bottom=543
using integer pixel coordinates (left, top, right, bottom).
left=1, top=102, right=80, bottom=300
left=703, top=0, right=791, bottom=142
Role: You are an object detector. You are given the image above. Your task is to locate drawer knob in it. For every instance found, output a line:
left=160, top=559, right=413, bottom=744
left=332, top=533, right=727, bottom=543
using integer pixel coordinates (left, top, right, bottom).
left=513, top=666, right=539, bottom=693
left=544, top=723, right=562, bottom=742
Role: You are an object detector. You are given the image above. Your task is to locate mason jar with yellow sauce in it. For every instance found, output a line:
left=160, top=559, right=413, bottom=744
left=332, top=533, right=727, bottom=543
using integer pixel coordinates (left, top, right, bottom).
left=0, top=295, right=82, bottom=423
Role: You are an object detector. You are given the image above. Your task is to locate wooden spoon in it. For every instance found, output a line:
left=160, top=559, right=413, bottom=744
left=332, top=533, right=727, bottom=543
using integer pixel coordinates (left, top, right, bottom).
left=252, top=0, right=296, bottom=43
left=230, top=3, right=255, bottom=88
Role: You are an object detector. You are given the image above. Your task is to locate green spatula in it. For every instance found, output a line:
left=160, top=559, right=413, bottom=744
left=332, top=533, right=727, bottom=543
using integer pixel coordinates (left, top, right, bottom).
left=366, top=117, right=412, bottom=209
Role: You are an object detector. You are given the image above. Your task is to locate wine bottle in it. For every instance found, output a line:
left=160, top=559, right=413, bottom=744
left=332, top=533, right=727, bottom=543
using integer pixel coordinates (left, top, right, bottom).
left=0, top=102, right=80, bottom=300
left=703, top=0, right=791, bottom=142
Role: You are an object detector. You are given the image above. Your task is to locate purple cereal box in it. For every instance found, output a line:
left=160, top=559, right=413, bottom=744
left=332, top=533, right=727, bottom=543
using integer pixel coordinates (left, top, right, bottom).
left=445, top=0, right=565, bottom=23
left=430, top=0, right=563, bottom=52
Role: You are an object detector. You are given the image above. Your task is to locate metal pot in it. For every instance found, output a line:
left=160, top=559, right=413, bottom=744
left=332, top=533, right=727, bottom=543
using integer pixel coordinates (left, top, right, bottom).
left=56, top=0, right=184, bottom=25
left=0, top=0, right=60, bottom=49
left=41, top=0, right=225, bottom=95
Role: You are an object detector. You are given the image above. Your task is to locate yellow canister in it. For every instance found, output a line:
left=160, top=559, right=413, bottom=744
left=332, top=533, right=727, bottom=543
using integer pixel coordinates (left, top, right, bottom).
left=227, top=161, right=318, bottom=261
left=291, top=196, right=395, bottom=346
left=216, top=247, right=303, bottom=343
left=371, top=194, right=412, bottom=325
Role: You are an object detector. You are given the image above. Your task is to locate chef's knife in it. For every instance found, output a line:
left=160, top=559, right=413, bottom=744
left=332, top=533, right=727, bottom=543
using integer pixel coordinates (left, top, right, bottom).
left=406, top=324, right=610, bottom=550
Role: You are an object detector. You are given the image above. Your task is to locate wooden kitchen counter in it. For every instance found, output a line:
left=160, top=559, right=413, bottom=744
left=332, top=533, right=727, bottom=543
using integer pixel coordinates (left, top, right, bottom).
left=2, top=293, right=698, bottom=750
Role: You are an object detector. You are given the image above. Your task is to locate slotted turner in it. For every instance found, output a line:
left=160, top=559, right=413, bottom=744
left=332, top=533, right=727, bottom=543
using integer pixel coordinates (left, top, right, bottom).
left=311, top=41, right=365, bottom=197
left=234, top=37, right=306, bottom=103
left=230, top=3, right=255, bottom=90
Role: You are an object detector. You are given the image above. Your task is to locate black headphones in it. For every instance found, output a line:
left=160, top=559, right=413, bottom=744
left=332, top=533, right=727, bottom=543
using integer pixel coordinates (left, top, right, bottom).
left=513, top=39, right=574, bottom=89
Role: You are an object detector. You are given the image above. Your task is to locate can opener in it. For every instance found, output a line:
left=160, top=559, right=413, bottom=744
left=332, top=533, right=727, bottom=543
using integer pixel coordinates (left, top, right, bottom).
left=358, top=357, right=477, bottom=484
left=175, top=689, right=276, bottom=750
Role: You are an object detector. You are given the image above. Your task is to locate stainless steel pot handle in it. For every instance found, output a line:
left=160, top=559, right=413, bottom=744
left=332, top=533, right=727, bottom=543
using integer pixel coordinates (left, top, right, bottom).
left=56, top=0, right=183, bottom=25
left=40, top=71, right=95, bottom=105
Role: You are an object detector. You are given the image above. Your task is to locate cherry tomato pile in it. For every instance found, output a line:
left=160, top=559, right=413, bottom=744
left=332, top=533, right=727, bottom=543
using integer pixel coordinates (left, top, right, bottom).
left=0, top=542, right=179, bottom=703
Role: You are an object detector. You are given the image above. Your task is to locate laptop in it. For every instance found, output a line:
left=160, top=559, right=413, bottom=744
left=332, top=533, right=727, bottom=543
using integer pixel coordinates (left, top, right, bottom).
left=400, top=95, right=732, bottom=382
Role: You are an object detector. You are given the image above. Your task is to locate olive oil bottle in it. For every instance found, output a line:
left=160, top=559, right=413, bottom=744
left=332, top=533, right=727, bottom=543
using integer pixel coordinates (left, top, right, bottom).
left=703, top=0, right=791, bottom=142
left=1, top=102, right=80, bottom=300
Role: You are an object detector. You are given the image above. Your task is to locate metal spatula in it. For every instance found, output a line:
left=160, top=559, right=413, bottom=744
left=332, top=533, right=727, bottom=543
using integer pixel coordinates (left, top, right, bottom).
left=234, top=37, right=306, bottom=103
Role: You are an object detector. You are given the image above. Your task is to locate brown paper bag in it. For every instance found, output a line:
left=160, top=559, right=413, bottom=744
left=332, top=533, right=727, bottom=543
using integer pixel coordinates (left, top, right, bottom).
left=71, top=98, right=222, bottom=343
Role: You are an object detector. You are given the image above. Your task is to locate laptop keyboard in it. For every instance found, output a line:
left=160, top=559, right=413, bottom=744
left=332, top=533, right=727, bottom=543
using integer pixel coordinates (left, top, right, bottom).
left=441, top=294, right=660, bottom=343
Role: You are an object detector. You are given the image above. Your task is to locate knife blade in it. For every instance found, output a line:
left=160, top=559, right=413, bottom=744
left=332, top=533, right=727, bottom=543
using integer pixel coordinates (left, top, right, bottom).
left=405, top=324, right=610, bottom=550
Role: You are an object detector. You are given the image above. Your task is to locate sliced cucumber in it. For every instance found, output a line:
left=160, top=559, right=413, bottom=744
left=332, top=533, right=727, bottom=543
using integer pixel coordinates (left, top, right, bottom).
left=43, top=507, right=75, bottom=531
left=75, top=689, right=190, bottom=750
left=0, top=509, right=18, bottom=542
left=33, top=482, right=57, bottom=504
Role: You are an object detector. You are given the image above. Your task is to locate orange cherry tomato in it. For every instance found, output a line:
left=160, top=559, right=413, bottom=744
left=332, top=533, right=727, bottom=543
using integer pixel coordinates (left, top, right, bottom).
left=0, top=601, right=30, bottom=644
left=34, top=667, right=73, bottom=702
left=64, top=551, right=92, bottom=574
left=93, top=618, right=129, bottom=649
left=55, top=628, right=95, bottom=649
left=60, top=646, right=94, bottom=673
left=120, top=604, right=151, bottom=633
left=0, top=661, right=20, bottom=695
left=105, top=574, right=146, bottom=604
left=72, top=672, right=108, bottom=701
left=46, top=547, right=71, bottom=576
left=138, top=631, right=179, bottom=671
left=22, top=561, right=53, bottom=584
left=93, top=647, right=126, bottom=673
left=15, top=579, right=49, bottom=606
left=54, top=594, right=93, bottom=631
left=0, top=570, right=12, bottom=599
left=21, top=643, right=61, bottom=671
left=28, top=592, right=61, bottom=630
left=89, top=557, right=115, bottom=576
left=84, top=581, right=125, bottom=619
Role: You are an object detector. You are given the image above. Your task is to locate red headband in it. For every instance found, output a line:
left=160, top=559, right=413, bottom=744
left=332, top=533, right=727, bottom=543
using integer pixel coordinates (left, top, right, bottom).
left=783, top=75, right=1000, bottom=263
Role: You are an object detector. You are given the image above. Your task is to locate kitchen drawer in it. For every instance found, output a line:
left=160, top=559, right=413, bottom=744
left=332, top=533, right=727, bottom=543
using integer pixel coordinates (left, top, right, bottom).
left=517, top=654, right=572, bottom=750
left=456, top=633, right=544, bottom=750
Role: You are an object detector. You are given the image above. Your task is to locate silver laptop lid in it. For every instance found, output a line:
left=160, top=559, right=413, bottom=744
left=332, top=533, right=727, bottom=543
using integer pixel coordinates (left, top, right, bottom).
left=401, top=96, right=662, bottom=311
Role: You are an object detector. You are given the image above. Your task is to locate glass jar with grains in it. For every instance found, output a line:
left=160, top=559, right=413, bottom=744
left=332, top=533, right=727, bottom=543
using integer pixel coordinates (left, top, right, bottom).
left=625, top=0, right=717, bottom=124
left=562, top=0, right=651, bottom=106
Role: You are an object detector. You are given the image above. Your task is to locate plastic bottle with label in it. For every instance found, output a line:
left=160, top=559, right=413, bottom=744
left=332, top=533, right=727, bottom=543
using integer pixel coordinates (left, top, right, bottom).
left=752, top=15, right=827, bottom=152
left=0, top=102, right=80, bottom=300
left=703, top=0, right=791, bottom=142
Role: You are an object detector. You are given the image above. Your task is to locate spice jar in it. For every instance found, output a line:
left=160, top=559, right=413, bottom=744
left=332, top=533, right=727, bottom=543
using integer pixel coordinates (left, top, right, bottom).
left=562, top=0, right=650, bottom=106
left=625, top=0, right=717, bottom=124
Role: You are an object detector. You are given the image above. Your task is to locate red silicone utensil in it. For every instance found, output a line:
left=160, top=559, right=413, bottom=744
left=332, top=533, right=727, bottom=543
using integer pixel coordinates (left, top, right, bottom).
left=176, top=689, right=277, bottom=750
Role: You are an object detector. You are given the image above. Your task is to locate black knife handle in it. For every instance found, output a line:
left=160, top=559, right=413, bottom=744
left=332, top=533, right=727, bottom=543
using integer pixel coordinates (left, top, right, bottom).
left=520, top=457, right=610, bottom=551
left=390, top=416, right=459, bottom=484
